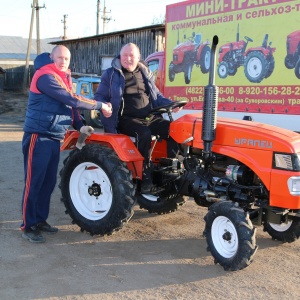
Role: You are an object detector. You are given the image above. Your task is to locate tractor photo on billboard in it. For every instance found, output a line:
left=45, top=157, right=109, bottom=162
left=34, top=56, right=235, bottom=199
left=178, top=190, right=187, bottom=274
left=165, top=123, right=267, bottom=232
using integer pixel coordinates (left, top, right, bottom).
left=168, top=31, right=211, bottom=84
left=217, top=25, right=276, bottom=83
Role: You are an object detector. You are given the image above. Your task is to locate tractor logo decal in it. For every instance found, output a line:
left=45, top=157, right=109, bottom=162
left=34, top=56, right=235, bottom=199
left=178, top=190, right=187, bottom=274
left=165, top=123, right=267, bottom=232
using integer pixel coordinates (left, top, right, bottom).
left=234, top=138, right=273, bottom=149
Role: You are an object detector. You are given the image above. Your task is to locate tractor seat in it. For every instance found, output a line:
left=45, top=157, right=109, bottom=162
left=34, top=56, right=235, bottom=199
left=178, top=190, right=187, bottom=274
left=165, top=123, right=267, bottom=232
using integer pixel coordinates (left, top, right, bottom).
left=195, top=33, right=202, bottom=44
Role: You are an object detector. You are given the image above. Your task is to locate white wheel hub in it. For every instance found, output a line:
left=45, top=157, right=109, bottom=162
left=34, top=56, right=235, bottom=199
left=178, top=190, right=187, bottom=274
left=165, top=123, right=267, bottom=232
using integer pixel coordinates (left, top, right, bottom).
left=69, top=162, right=112, bottom=220
left=247, top=57, right=263, bottom=78
left=211, top=216, right=238, bottom=258
left=269, top=221, right=292, bottom=232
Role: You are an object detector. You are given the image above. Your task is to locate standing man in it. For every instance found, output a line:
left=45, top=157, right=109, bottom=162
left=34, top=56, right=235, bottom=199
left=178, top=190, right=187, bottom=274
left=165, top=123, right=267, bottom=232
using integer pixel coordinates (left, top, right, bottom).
left=21, top=45, right=112, bottom=243
left=94, top=43, right=181, bottom=193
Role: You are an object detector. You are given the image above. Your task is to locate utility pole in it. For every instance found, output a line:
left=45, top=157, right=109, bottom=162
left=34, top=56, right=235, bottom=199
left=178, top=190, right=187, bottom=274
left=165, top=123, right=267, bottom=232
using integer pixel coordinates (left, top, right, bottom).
left=23, top=0, right=36, bottom=93
left=96, top=0, right=101, bottom=35
left=61, top=14, right=68, bottom=40
left=101, top=0, right=112, bottom=34
left=35, top=0, right=46, bottom=54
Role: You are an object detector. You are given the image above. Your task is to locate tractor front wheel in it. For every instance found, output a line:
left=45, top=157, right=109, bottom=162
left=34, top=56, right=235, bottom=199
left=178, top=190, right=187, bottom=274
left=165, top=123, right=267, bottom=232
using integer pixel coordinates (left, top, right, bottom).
left=184, top=61, right=193, bottom=84
left=204, top=201, right=258, bottom=271
left=294, top=59, right=300, bottom=79
left=284, top=54, right=295, bottom=69
left=218, top=62, right=229, bottom=79
left=168, top=62, right=175, bottom=82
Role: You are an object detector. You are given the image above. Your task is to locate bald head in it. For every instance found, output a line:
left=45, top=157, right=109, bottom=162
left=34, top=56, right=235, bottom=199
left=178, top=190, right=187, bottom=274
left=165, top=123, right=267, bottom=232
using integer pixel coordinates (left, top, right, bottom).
left=50, top=45, right=71, bottom=72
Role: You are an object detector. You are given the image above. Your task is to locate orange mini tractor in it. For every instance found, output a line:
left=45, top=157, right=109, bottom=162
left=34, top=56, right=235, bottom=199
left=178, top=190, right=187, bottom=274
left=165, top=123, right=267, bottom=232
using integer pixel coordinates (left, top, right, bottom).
left=59, top=36, right=300, bottom=271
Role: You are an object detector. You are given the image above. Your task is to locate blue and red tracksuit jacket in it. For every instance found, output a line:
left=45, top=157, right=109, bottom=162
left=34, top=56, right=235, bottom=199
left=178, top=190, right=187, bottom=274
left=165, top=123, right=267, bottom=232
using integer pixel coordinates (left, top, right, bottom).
left=23, top=52, right=103, bottom=140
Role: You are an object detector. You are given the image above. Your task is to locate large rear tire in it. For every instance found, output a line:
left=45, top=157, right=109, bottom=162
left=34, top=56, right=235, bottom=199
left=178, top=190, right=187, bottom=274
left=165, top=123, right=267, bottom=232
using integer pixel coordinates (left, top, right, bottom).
left=244, top=51, right=267, bottom=83
left=137, top=182, right=187, bottom=214
left=263, top=217, right=300, bottom=243
left=264, top=56, right=275, bottom=79
left=203, top=201, right=258, bottom=271
left=199, top=45, right=210, bottom=74
left=60, top=144, right=136, bottom=236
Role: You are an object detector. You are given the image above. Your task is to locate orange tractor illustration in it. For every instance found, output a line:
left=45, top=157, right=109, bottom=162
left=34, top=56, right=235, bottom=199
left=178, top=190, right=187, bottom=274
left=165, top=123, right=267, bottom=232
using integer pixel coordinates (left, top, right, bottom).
left=59, top=36, right=300, bottom=271
left=168, top=31, right=211, bottom=84
left=217, top=25, right=276, bottom=83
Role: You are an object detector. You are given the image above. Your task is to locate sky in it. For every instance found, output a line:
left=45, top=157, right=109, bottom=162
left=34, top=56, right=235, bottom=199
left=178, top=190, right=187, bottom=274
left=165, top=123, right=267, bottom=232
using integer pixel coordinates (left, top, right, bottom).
left=0, top=0, right=184, bottom=39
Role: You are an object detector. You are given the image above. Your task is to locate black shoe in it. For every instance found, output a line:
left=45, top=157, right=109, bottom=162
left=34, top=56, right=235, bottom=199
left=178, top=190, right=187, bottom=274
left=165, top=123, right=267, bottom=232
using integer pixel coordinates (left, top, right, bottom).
left=36, top=221, right=58, bottom=234
left=22, top=227, right=46, bottom=243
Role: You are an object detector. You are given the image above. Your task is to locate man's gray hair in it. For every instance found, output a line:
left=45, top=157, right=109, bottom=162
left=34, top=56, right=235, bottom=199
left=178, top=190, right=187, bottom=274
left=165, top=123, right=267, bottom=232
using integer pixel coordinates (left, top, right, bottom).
left=120, top=43, right=140, bottom=55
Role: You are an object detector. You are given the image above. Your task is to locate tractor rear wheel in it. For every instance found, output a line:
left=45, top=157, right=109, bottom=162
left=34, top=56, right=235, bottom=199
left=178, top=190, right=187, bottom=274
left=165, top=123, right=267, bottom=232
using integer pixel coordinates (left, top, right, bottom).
left=137, top=183, right=187, bottom=214
left=199, top=45, right=210, bottom=74
left=263, top=217, right=300, bottom=243
left=203, top=201, right=258, bottom=271
left=60, top=144, right=136, bottom=236
left=244, top=51, right=267, bottom=83
left=264, top=55, right=275, bottom=79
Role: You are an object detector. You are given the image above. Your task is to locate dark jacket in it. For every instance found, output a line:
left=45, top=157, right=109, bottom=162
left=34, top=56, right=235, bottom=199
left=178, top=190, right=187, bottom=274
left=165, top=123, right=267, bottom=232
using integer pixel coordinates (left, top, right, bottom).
left=23, top=52, right=102, bottom=140
left=94, top=56, right=172, bottom=133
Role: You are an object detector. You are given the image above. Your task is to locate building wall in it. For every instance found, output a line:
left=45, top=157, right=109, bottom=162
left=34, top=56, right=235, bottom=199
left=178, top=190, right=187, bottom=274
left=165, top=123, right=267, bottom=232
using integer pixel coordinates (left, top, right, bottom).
left=53, top=25, right=165, bottom=75
left=1, top=64, right=35, bottom=91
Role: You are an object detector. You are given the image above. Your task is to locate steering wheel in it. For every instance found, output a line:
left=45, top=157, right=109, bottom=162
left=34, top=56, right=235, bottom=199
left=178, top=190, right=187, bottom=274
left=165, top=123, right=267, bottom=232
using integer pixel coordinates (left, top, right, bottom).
left=244, top=36, right=253, bottom=43
left=149, top=100, right=188, bottom=115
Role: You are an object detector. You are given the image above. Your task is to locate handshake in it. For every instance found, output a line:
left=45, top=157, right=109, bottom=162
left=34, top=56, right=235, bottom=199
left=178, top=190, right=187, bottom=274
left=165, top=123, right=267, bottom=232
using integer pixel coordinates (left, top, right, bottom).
left=101, top=102, right=112, bottom=118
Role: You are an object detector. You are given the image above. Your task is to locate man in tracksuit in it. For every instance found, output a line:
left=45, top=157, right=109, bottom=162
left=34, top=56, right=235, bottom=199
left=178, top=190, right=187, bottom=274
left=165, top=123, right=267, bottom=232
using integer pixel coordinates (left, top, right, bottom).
left=94, top=43, right=181, bottom=193
left=21, top=45, right=112, bottom=243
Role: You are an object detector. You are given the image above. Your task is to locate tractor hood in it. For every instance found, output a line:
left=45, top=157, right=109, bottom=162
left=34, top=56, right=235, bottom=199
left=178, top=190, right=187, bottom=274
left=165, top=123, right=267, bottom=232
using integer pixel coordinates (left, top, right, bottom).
left=170, top=113, right=300, bottom=153
left=173, top=40, right=195, bottom=52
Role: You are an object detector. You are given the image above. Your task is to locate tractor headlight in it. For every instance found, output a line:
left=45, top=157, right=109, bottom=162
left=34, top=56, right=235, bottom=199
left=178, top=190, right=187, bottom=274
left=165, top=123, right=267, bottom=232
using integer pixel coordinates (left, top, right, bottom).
left=287, top=177, right=300, bottom=195
left=273, top=152, right=300, bottom=171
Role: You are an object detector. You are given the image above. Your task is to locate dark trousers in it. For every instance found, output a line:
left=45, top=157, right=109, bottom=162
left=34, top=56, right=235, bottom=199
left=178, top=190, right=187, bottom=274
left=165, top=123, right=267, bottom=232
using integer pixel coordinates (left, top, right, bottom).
left=118, top=116, right=177, bottom=165
left=21, top=133, right=60, bottom=230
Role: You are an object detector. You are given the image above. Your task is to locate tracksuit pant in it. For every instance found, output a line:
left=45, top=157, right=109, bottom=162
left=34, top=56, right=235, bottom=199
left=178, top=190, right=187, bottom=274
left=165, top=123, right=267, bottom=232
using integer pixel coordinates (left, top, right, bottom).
left=21, top=133, right=60, bottom=230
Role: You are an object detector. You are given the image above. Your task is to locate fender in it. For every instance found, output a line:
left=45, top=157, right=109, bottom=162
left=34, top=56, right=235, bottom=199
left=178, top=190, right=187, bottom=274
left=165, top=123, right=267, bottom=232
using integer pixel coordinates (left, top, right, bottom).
left=61, top=130, right=144, bottom=179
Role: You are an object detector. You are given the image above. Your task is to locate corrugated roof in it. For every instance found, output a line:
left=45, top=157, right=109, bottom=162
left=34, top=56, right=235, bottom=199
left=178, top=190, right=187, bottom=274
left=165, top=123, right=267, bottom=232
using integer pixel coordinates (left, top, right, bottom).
left=0, top=36, right=59, bottom=60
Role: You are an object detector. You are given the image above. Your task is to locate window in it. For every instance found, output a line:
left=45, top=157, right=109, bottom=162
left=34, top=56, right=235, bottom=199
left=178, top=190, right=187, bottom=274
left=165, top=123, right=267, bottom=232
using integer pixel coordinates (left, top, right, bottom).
left=147, top=59, right=159, bottom=81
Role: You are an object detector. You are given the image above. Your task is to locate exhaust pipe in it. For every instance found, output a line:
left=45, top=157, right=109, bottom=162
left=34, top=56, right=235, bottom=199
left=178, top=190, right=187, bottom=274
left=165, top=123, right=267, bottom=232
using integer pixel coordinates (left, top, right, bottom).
left=201, top=35, right=219, bottom=162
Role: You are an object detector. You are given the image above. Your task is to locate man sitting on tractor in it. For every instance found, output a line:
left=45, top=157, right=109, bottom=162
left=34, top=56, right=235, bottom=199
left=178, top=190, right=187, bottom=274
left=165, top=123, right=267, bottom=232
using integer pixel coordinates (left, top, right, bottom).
left=94, top=43, right=181, bottom=193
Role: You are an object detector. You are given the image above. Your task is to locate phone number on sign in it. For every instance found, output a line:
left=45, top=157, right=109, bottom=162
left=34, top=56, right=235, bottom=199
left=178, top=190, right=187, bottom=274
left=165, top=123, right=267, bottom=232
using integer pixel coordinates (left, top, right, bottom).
left=237, top=86, right=300, bottom=96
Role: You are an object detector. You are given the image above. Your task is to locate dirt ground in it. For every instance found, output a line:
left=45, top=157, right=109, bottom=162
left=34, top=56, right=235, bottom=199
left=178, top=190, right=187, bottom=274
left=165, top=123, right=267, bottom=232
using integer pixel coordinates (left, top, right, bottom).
left=0, top=92, right=299, bottom=300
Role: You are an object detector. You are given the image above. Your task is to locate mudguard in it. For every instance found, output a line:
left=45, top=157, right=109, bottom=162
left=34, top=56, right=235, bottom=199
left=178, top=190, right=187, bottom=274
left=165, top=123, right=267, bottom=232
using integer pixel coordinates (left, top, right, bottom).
left=61, top=130, right=144, bottom=179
